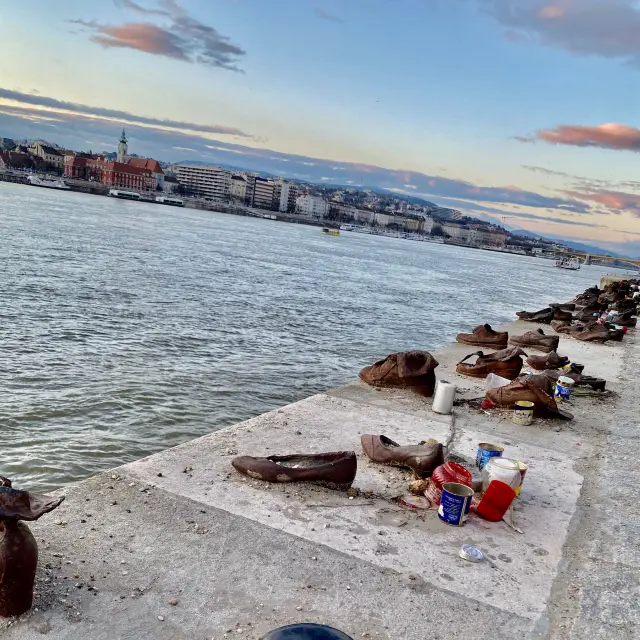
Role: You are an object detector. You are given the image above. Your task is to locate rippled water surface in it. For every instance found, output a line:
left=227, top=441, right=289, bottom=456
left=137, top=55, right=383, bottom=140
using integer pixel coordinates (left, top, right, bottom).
left=0, top=183, right=621, bottom=489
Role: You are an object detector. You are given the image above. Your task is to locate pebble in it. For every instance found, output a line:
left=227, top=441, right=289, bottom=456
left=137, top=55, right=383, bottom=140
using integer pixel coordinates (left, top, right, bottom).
left=129, top=483, right=135, bottom=487
left=168, top=599, right=179, bottom=606
left=157, top=472, right=163, bottom=477
left=158, top=616, right=164, bottom=621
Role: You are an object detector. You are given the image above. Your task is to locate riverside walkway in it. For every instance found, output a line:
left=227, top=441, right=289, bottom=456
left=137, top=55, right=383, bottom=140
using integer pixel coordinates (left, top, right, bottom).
left=2, top=319, right=638, bottom=639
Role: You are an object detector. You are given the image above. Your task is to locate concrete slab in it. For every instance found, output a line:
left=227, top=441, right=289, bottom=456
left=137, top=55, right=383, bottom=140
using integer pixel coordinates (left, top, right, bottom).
left=119, top=393, right=581, bottom=622
left=2, top=475, right=533, bottom=640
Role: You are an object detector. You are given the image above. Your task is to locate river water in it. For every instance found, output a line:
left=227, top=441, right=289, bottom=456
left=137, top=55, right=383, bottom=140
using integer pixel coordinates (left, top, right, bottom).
left=0, top=183, right=621, bottom=490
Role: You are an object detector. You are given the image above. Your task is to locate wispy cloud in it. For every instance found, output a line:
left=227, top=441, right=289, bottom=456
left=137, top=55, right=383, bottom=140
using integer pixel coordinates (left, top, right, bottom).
left=467, top=0, right=640, bottom=67
left=0, top=88, right=253, bottom=138
left=315, top=8, right=344, bottom=23
left=72, top=1, right=246, bottom=72
left=567, top=189, right=640, bottom=216
left=523, top=123, right=640, bottom=152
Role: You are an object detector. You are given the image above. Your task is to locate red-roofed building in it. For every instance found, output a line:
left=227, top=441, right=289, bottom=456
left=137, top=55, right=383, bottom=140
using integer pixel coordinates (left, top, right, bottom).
left=0, top=150, right=35, bottom=170
left=64, top=155, right=155, bottom=190
left=63, top=129, right=163, bottom=191
left=127, top=157, right=164, bottom=190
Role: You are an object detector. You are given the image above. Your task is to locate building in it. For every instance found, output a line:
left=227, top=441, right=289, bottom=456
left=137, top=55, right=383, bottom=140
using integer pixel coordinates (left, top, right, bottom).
left=128, top=157, right=164, bottom=191
left=442, top=222, right=470, bottom=242
left=174, top=164, right=232, bottom=200
left=421, top=215, right=435, bottom=234
left=163, top=175, right=180, bottom=193
left=0, top=150, right=34, bottom=170
left=63, top=153, right=155, bottom=190
left=117, top=129, right=128, bottom=163
left=486, top=231, right=509, bottom=246
left=252, top=177, right=278, bottom=210
left=374, top=212, right=392, bottom=227
left=94, top=160, right=155, bottom=190
left=296, top=194, right=329, bottom=218
left=230, top=175, right=248, bottom=203
left=467, top=228, right=488, bottom=246
left=28, top=141, right=64, bottom=170
left=279, top=181, right=298, bottom=213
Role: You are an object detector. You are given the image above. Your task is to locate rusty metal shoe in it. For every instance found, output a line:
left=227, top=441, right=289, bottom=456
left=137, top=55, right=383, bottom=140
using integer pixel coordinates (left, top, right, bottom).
left=456, top=347, right=526, bottom=380
left=550, top=303, right=576, bottom=311
left=552, top=309, right=574, bottom=323
left=509, top=328, right=559, bottom=353
left=456, top=324, right=508, bottom=349
left=551, top=320, right=577, bottom=334
left=0, top=486, right=64, bottom=522
left=526, top=351, right=570, bottom=371
left=485, top=377, right=573, bottom=420
left=359, top=350, right=438, bottom=397
left=0, top=485, right=65, bottom=618
left=360, top=435, right=444, bottom=477
left=516, top=307, right=554, bottom=323
left=575, top=305, right=604, bottom=322
left=231, top=452, right=357, bottom=491
left=573, top=322, right=612, bottom=343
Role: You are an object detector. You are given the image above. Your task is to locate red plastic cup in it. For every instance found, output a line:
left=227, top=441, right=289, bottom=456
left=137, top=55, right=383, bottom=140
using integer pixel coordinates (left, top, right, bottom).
left=476, top=480, right=516, bottom=522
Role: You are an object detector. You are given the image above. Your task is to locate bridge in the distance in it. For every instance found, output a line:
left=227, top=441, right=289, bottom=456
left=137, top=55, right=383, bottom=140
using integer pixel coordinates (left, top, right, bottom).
left=545, top=249, right=640, bottom=270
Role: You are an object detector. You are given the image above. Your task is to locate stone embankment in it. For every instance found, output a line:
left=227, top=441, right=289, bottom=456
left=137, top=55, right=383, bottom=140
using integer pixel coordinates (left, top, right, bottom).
left=2, top=292, right=639, bottom=639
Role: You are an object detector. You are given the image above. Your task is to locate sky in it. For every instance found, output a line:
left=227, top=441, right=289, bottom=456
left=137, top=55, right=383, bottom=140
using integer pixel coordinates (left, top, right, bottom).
left=1, top=0, right=640, bottom=255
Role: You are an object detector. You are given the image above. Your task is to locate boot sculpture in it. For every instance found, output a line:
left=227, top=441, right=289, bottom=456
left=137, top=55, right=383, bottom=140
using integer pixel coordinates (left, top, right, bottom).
left=0, top=478, right=64, bottom=617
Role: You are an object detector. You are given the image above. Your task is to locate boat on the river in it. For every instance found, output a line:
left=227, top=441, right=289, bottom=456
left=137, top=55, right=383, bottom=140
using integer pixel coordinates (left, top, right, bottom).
left=155, top=196, right=184, bottom=207
left=556, top=257, right=581, bottom=270
left=26, top=175, right=70, bottom=190
left=340, top=224, right=356, bottom=231
left=321, top=227, right=340, bottom=236
left=108, top=189, right=140, bottom=200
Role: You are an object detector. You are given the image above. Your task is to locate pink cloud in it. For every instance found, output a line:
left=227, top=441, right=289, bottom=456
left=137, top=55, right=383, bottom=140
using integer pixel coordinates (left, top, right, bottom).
left=567, top=189, right=640, bottom=215
left=91, top=23, right=188, bottom=59
left=531, top=123, right=640, bottom=151
left=539, top=5, right=564, bottom=20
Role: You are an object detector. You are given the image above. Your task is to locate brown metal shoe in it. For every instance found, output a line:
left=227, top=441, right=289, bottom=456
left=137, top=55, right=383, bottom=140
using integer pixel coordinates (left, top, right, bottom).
left=573, top=322, right=612, bottom=343
left=456, top=324, right=508, bottom=349
left=456, top=347, right=526, bottom=380
left=359, top=351, right=438, bottom=397
left=231, top=452, right=357, bottom=491
left=516, top=307, right=553, bottom=323
left=526, top=351, right=569, bottom=371
left=485, top=377, right=573, bottom=420
left=360, top=435, right=444, bottom=477
left=509, top=328, right=559, bottom=353
left=551, top=320, right=575, bottom=334
left=553, top=309, right=574, bottom=323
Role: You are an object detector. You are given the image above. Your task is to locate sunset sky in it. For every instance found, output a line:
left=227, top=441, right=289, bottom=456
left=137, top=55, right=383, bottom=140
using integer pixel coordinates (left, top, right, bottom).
left=1, top=0, right=640, bottom=254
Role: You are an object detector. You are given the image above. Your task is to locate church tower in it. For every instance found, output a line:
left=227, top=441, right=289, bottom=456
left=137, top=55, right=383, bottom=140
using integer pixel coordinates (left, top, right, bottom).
left=117, top=128, right=128, bottom=164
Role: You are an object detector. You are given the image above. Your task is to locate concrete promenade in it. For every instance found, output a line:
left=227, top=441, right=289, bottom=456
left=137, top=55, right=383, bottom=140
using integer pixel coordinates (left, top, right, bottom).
left=2, top=319, right=638, bottom=639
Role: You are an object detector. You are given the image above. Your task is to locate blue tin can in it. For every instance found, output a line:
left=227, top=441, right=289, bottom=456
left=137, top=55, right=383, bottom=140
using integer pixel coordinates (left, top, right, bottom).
left=438, top=482, right=474, bottom=527
left=476, top=443, right=504, bottom=470
left=554, top=376, right=574, bottom=402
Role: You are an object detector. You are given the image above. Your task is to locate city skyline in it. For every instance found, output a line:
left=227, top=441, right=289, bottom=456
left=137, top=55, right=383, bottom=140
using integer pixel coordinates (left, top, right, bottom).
left=1, top=0, right=639, bottom=254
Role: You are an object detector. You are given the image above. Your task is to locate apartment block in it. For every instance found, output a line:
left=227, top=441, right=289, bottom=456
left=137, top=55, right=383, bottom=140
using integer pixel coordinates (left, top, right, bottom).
left=175, top=164, right=232, bottom=200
